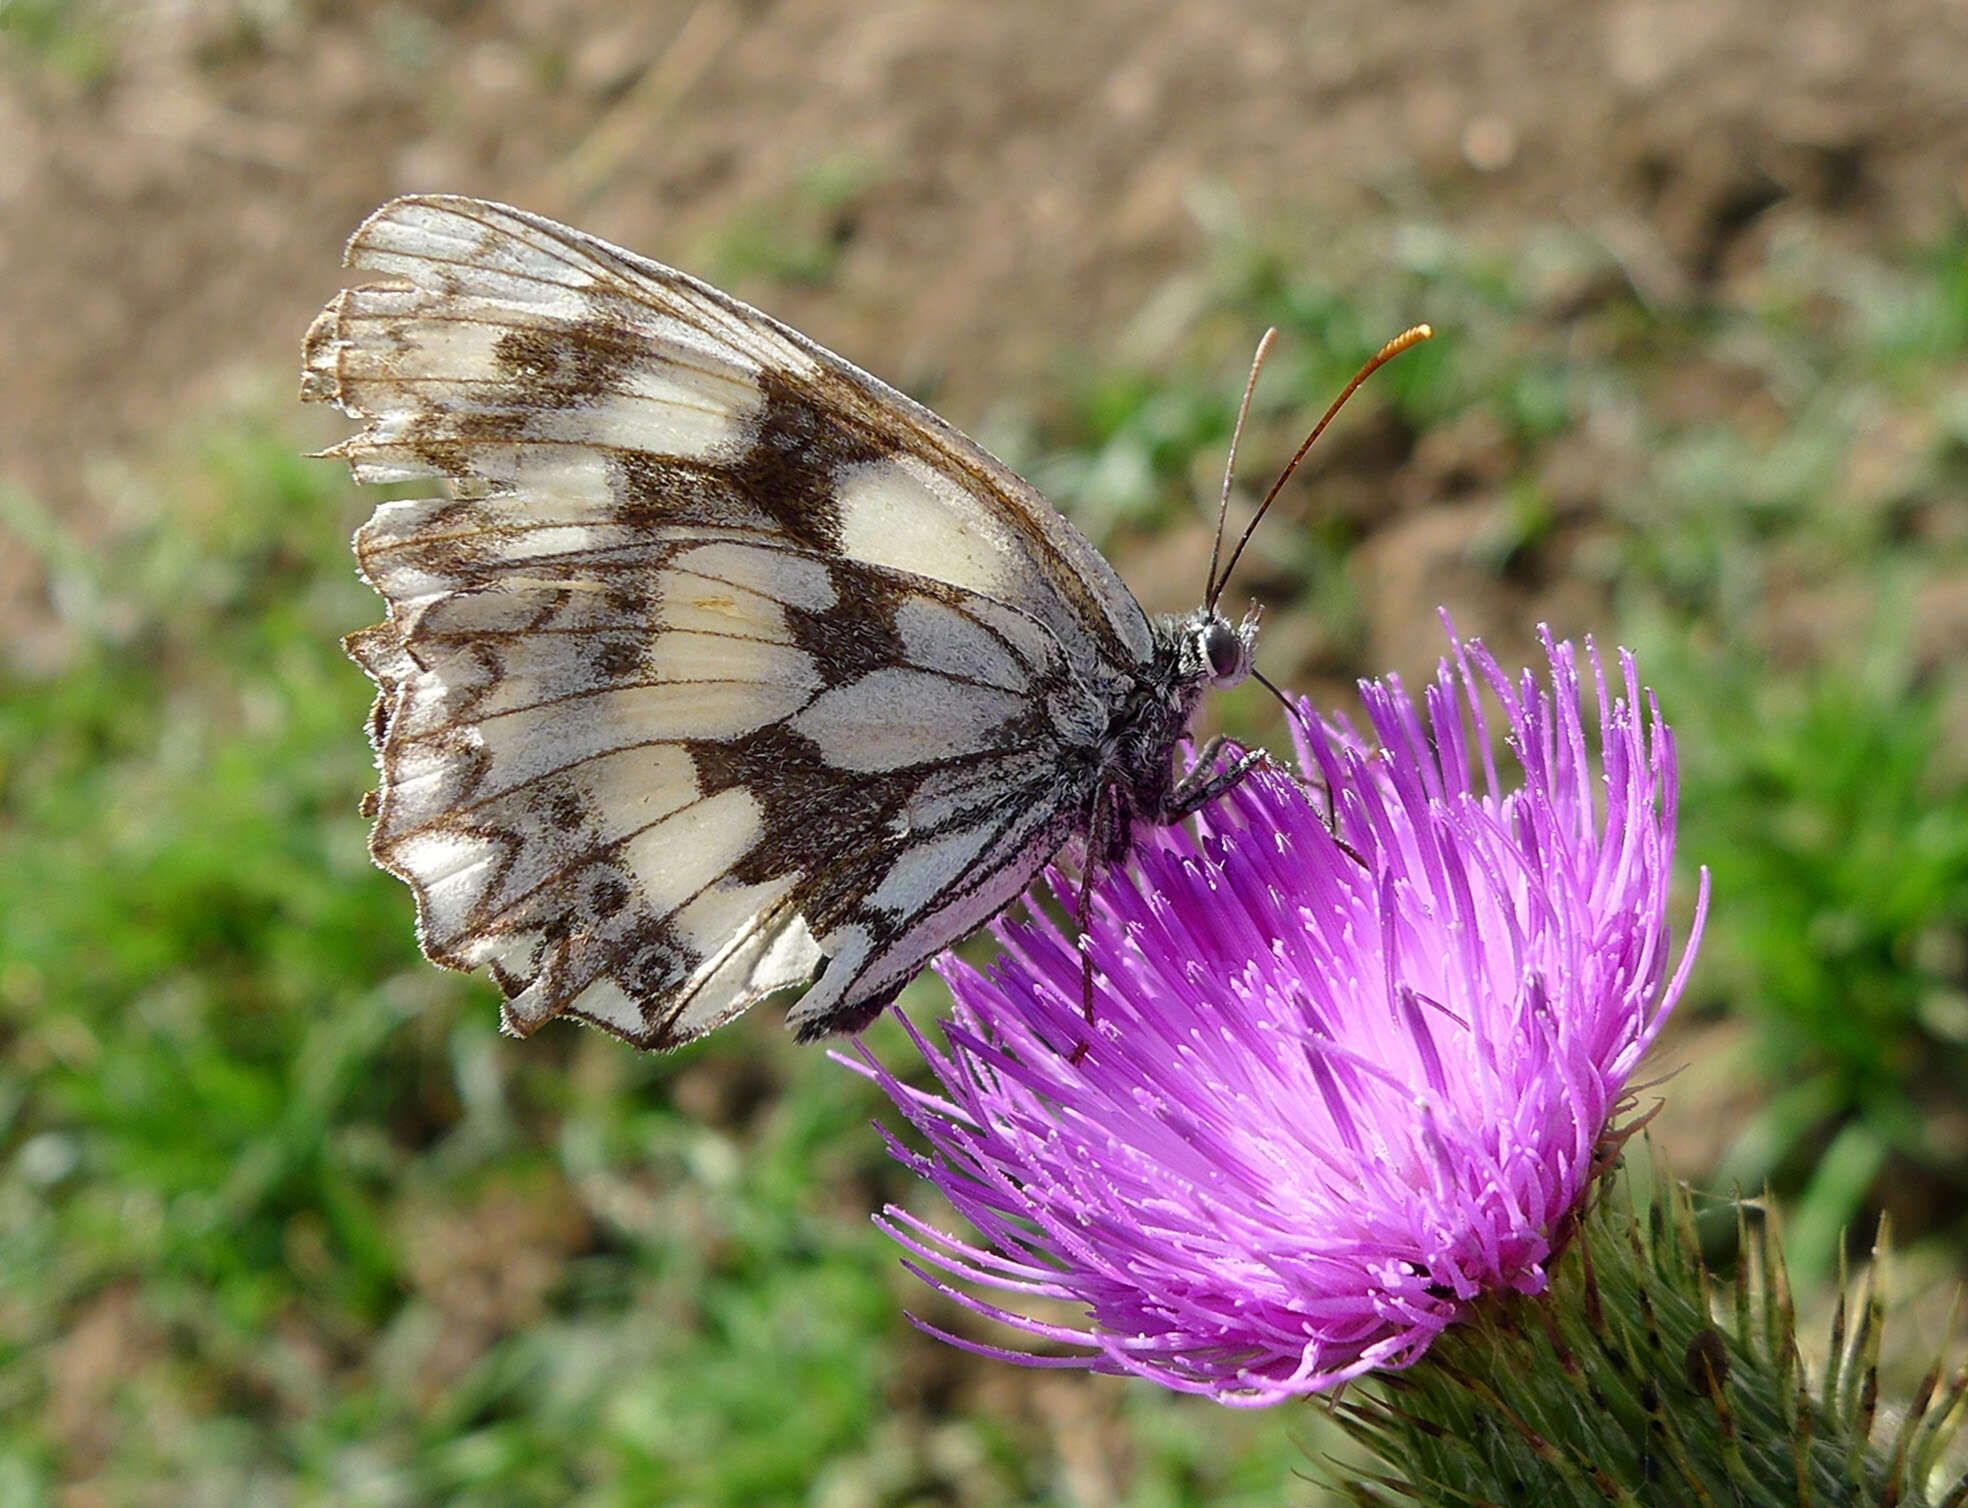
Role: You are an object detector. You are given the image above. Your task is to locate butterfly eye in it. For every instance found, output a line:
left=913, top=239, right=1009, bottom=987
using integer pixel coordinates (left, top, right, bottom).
left=1203, top=620, right=1247, bottom=684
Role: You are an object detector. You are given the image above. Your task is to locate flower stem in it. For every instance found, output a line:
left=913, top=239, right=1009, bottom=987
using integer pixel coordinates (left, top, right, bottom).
left=1322, top=1156, right=1968, bottom=1506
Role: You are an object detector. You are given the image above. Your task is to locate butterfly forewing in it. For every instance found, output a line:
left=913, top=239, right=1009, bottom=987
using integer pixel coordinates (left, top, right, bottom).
left=306, top=195, right=1178, bottom=1048
left=303, top=197, right=1151, bottom=664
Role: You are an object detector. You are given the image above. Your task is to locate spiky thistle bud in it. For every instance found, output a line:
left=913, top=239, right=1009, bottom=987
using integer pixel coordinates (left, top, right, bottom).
left=1325, top=1163, right=1968, bottom=1506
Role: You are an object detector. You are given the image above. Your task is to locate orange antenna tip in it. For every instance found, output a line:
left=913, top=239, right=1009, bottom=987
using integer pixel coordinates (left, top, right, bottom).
left=1207, top=320, right=1435, bottom=607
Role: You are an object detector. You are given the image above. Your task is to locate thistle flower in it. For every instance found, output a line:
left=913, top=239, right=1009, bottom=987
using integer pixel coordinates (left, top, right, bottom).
left=856, top=628, right=1708, bottom=1405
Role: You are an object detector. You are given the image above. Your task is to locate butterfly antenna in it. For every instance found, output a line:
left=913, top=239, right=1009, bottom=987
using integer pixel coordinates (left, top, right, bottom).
left=1205, top=326, right=1279, bottom=607
left=1207, top=323, right=1433, bottom=610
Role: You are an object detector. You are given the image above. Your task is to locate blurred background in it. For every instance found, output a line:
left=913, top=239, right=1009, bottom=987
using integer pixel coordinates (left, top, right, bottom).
left=4, top=1, right=1968, bottom=1502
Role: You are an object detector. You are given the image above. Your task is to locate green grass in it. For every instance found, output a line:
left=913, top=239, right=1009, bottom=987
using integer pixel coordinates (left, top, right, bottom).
left=0, top=0, right=117, bottom=87
left=1655, top=636, right=1968, bottom=1274
left=702, top=154, right=883, bottom=290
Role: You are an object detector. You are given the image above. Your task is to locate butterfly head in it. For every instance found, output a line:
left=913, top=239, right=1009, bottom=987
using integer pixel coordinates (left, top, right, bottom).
left=1182, top=605, right=1260, bottom=691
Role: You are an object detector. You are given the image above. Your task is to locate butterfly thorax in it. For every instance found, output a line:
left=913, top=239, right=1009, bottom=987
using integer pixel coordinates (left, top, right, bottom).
left=1092, top=607, right=1258, bottom=843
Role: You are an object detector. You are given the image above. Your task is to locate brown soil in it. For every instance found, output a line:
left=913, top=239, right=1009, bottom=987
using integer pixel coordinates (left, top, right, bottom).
left=6, top=0, right=1967, bottom=615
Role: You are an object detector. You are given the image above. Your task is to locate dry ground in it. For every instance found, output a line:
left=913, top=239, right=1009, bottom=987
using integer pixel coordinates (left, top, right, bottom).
left=6, top=0, right=1968, bottom=657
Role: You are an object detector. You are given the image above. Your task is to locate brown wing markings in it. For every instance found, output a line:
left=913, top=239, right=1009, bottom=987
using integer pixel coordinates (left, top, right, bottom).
left=317, top=195, right=1152, bottom=665
left=344, top=198, right=812, bottom=375
left=327, top=303, right=763, bottom=405
left=366, top=673, right=1061, bottom=987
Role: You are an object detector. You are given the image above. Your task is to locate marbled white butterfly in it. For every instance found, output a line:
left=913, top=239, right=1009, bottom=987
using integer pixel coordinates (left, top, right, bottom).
left=303, top=196, right=1422, bottom=1052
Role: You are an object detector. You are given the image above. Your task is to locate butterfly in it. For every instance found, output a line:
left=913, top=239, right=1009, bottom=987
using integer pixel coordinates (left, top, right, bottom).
left=303, top=195, right=1420, bottom=1052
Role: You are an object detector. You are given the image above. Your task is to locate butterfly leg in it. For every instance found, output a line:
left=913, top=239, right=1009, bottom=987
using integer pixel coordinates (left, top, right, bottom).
left=1066, top=780, right=1122, bottom=1066
left=1172, top=741, right=1371, bottom=867
left=1319, top=781, right=1372, bottom=871
left=1164, top=742, right=1269, bottom=819
left=1293, top=749, right=1374, bottom=871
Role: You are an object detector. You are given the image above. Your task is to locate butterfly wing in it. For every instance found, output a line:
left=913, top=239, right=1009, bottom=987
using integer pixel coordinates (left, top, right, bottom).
left=304, top=196, right=1142, bottom=1045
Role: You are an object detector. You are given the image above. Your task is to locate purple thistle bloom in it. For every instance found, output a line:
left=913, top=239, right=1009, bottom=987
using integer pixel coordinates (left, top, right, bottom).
left=852, top=627, right=1708, bottom=1405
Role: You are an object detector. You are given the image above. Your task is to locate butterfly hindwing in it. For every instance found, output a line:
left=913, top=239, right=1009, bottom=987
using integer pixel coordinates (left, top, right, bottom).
left=343, top=505, right=1100, bottom=1046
